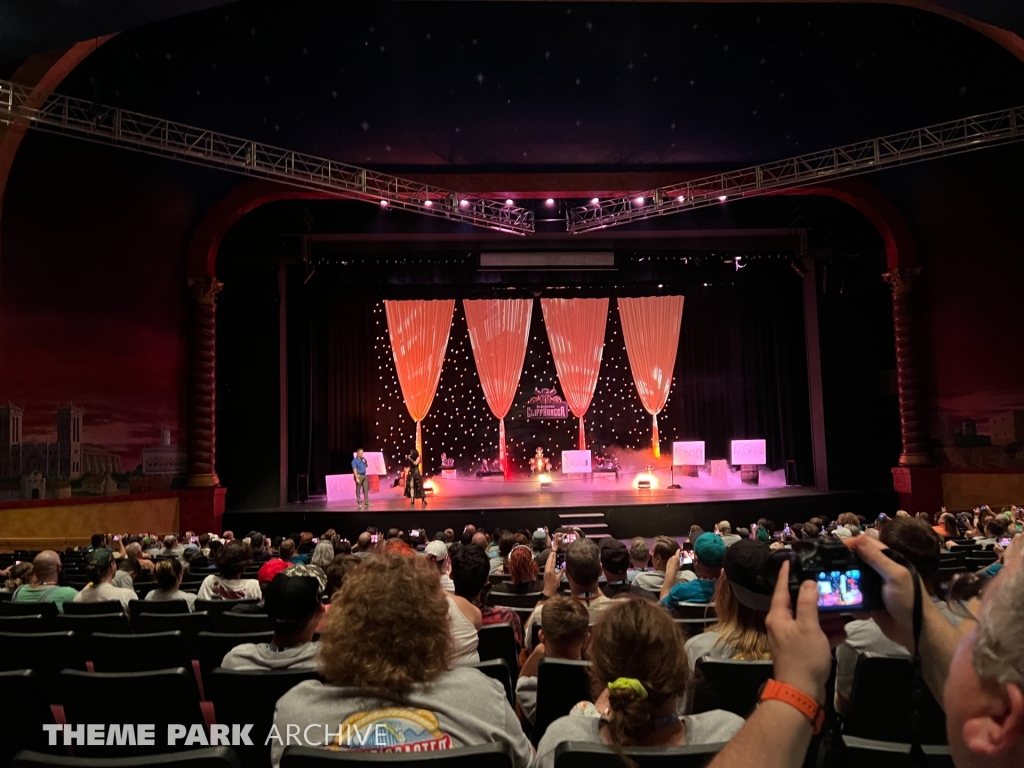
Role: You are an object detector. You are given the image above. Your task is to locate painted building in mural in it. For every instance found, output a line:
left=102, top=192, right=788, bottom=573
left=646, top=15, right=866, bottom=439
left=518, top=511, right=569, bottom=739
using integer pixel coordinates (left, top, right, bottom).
left=1, top=403, right=86, bottom=479
left=142, top=427, right=187, bottom=476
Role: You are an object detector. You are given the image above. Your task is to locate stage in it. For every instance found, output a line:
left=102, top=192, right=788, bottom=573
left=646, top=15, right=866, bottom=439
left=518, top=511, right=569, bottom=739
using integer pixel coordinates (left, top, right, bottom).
left=222, top=480, right=897, bottom=541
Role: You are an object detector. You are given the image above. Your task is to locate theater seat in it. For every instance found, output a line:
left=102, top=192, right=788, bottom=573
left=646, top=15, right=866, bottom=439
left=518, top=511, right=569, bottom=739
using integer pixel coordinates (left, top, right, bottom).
left=472, top=658, right=514, bottom=705
left=553, top=740, right=726, bottom=767
left=134, top=612, right=214, bottom=655
left=208, top=668, right=320, bottom=768
left=488, top=592, right=543, bottom=609
left=0, top=671, right=55, bottom=762
left=280, top=742, right=515, bottom=767
left=11, top=746, right=242, bottom=767
left=90, top=631, right=192, bottom=675
left=194, top=599, right=259, bottom=617
left=477, top=623, right=519, bottom=683
left=691, top=658, right=773, bottom=718
left=0, top=615, right=49, bottom=633
left=533, top=659, right=592, bottom=745
left=54, top=613, right=132, bottom=638
left=0, top=602, right=59, bottom=619
left=129, top=599, right=191, bottom=621
left=838, top=736, right=954, bottom=768
left=62, top=601, right=125, bottom=616
left=0, top=632, right=87, bottom=690
left=843, top=654, right=947, bottom=744
left=196, top=631, right=274, bottom=682
left=58, top=668, right=204, bottom=757
left=213, top=612, right=274, bottom=634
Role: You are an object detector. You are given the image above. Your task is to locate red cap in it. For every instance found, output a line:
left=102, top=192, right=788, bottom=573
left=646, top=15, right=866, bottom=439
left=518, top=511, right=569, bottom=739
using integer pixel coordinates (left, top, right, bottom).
left=258, top=558, right=290, bottom=584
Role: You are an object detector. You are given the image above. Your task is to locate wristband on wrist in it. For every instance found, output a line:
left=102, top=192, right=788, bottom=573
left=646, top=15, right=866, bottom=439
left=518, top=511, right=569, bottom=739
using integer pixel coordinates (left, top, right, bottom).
left=758, top=679, right=825, bottom=735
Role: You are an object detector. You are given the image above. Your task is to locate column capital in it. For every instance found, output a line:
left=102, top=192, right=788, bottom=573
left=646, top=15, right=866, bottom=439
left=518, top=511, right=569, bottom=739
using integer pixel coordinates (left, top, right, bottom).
left=882, top=267, right=921, bottom=296
left=187, top=276, right=224, bottom=304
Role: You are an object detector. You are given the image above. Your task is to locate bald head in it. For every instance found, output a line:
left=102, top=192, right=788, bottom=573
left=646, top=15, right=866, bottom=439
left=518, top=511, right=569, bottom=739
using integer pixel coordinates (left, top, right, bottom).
left=471, top=532, right=489, bottom=549
left=33, top=550, right=61, bottom=581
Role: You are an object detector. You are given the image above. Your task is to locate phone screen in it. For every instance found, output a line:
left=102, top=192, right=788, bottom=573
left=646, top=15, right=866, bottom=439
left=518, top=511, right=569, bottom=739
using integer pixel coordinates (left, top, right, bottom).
left=312, top=538, right=319, bottom=544
left=370, top=534, right=380, bottom=543
left=815, top=569, right=864, bottom=610
left=556, top=551, right=566, bottom=569
left=679, top=550, right=694, bottom=565
left=113, top=535, right=119, bottom=541
left=563, top=533, right=577, bottom=544
left=998, top=537, right=1012, bottom=547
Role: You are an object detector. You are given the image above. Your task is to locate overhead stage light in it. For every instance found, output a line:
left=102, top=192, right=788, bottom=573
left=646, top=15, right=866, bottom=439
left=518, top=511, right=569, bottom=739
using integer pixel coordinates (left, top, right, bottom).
left=460, top=199, right=470, bottom=208
left=422, top=479, right=436, bottom=496
left=505, top=199, right=514, bottom=206
left=718, top=195, right=727, bottom=202
left=379, top=200, right=388, bottom=207
left=538, top=473, right=552, bottom=488
left=424, top=199, right=433, bottom=207
left=677, top=195, right=686, bottom=202
left=634, top=196, right=644, bottom=205
left=545, top=198, right=555, bottom=207
left=591, top=197, right=600, bottom=205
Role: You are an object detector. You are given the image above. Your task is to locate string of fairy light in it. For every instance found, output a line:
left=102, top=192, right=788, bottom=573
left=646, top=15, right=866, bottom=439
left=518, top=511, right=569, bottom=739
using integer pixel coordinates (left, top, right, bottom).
left=374, top=299, right=682, bottom=475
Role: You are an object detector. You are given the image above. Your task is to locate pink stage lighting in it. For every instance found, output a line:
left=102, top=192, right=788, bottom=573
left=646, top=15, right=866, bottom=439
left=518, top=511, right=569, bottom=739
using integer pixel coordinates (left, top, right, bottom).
left=424, top=199, right=433, bottom=207
left=677, top=195, right=686, bottom=202
left=379, top=200, right=388, bottom=207
left=718, top=195, right=727, bottom=202
left=459, top=199, right=470, bottom=207
left=634, top=196, right=644, bottom=205
left=545, top=198, right=555, bottom=206
left=591, top=197, right=600, bottom=205
left=505, top=199, right=514, bottom=206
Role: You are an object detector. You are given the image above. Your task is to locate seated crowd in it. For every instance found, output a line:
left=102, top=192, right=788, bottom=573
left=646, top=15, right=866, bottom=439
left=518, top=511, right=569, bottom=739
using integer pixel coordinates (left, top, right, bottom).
left=0, top=503, right=1021, bottom=768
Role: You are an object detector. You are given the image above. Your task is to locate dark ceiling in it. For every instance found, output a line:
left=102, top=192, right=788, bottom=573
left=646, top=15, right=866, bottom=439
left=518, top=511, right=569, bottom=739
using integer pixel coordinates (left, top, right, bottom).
left=13, top=1, right=1020, bottom=171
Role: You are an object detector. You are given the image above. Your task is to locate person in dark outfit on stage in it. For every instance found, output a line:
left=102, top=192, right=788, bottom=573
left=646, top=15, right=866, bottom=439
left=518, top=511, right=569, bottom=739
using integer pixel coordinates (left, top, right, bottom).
left=404, top=449, right=427, bottom=507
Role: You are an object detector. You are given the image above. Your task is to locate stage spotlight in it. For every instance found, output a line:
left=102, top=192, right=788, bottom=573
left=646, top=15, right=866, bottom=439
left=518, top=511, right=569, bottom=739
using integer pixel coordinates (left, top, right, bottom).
left=634, top=464, right=657, bottom=490
left=677, top=195, right=686, bottom=202
left=424, top=199, right=433, bottom=207
left=460, top=199, right=470, bottom=208
left=379, top=200, right=388, bottom=207
left=718, top=195, right=727, bottom=202
left=591, top=197, right=600, bottom=205
left=505, top=199, right=514, bottom=206
left=422, top=479, right=436, bottom=496
left=538, top=473, right=552, bottom=488
left=634, top=196, right=644, bottom=205
left=545, top=198, right=555, bottom=207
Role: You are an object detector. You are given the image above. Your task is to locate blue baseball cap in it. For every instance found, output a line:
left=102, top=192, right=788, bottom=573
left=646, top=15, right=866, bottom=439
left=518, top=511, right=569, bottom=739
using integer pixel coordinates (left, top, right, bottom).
left=693, top=533, right=726, bottom=568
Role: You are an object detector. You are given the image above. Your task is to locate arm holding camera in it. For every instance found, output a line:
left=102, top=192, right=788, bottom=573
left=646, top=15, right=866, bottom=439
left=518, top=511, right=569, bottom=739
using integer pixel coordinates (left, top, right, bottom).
left=541, top=534, right=565, bottom=598
left=707, top=561, right=832, bottom=768
left=660, top=549, right=682, bottom=601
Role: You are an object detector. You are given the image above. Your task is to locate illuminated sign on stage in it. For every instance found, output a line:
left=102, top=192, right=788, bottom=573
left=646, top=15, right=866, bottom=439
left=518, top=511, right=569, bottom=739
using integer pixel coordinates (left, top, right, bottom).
left=526, top=387, right=569, bottom=420
left=561, top=450, right=592, bottom=473
left=672, top=441, right=706, bottom=466
left=731, top=439, right=767, bottom=465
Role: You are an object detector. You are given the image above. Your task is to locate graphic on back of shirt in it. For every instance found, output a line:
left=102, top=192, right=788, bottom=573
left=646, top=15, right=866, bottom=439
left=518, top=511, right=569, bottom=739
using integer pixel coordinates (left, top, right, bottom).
left=329, top=707, right=453, bottom=753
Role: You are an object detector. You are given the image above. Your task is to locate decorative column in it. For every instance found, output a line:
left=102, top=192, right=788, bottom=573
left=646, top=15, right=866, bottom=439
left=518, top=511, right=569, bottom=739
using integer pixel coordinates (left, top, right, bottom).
left=186, top=277, right=223, bottom=487
left=883, top=267, right=930, bottom=466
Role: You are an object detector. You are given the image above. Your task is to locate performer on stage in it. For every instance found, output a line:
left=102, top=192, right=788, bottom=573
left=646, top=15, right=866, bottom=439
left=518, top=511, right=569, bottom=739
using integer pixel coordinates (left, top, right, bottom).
left=404, top=449, right=427, bottom=507
left=352, top=448, right=369, bottom=508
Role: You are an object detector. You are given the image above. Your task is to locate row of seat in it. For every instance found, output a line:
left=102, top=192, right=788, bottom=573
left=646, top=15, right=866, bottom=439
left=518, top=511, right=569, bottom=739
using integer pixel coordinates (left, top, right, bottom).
left=0, top=608, right=274, bottom=637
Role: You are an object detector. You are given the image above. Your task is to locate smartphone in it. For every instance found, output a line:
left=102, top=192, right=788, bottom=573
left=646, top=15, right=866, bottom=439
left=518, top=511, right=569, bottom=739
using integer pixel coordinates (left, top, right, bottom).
left=555, top=552, right=566, bottom=568
left=312, top=538, right=319, bottom=544
left=783, top=524, right=792, bottom=538
left=370, top=534, right=380, bottom=543
left=113, top=535, right=119, bottom=541
left=563, top=533, right=577, bottom=544
left=679, top=550, right=694, bottom=565
left=15, top=560, right=21, bottom=565
left=998, top=537, right=1012, bottom=547
left=190, top=536, right=197, bottom=544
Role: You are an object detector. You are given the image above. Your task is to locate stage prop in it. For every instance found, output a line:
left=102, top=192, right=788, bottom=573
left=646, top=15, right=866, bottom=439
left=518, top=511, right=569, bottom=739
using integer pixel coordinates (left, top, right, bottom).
left=463, top=298, right=532, bottom=479
left=561, top=450, right=593, bottom=475
left=731, top=439, right=767, bottom=485
left=325, top=452, right=387, bottom=502
left=540, top=298, right=609, bottom=450
left=384, top=299, right=455, bottom=472
left=618, top=295, right=685, bottom=458
left=673, top=440, right=706, bottom=479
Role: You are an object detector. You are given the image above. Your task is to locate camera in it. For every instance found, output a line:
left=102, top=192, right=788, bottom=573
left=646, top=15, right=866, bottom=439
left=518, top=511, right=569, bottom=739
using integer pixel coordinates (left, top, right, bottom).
left=787, top=540, right=884, bottom=612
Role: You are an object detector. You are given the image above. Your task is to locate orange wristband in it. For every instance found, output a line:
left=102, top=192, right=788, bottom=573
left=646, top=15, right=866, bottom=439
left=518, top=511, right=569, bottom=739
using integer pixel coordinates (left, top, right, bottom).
left=758, top=679, right=825, bottom=735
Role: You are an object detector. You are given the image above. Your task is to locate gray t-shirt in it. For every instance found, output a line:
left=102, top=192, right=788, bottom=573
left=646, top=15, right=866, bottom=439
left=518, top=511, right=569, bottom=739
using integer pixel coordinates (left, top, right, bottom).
left=631, top=569, right=695, bottom=593
left=222, top=641, right=319, bottom=672
left=144, top=589, right=197, bottom=611
left=270, top=666, right=532, bottom=768
left=683, top=630, right=745, bottom=673
left=534, top=709, right=744, bottom=768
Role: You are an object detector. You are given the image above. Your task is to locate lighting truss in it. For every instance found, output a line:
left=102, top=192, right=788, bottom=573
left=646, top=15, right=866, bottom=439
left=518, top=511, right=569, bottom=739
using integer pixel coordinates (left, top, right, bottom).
left=567, top=104, right=1024, bottom=234
left=0, top=79, right=534, bottom=235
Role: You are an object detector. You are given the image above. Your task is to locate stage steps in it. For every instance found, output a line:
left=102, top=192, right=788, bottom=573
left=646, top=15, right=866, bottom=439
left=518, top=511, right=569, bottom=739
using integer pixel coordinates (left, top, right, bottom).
left=558, top=511, right=608, bottom=539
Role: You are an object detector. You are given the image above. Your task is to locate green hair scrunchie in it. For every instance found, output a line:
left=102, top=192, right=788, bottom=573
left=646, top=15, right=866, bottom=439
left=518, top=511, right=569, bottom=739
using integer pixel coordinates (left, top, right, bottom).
left=607, top=677, right=648, bottom=699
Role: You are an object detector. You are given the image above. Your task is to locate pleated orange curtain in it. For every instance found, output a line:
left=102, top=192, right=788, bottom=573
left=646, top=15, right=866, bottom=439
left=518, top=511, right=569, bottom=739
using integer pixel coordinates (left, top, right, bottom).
left=384, top=299, right=456, bottom=470
left=540, top=297, right=609, bottom=449
left=618, top=295, right=685, bottom=458
left=463, top=299, right=532, bottom=478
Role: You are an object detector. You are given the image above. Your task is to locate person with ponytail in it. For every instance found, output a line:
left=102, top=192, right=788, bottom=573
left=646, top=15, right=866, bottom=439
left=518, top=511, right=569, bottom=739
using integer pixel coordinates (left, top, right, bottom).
left=534, top=599, right=743, bottom=768
left=145, top=557, right=197, bottom=611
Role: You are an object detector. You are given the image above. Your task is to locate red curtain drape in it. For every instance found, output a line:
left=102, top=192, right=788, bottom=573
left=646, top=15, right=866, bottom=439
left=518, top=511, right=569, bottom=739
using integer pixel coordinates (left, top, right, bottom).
left=463, top=299, right=532, bottom=477
left=540, top=298, right=608, bottom=449
left=618, top=295, right=685, bottom=457
left=384, top=299, right=455, bottom=469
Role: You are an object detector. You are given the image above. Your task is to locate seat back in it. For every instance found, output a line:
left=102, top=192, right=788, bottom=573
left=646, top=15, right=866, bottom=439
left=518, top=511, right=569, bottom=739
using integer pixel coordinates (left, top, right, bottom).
left=0, top=631, right=87, bottom=690
left=672, top=618, right=716, bottom=638
left=534, top=659, right=592, bottom=744
left=62, top=600, right=126, bottom=615
left=59, top=668, right=204, bottom=756
left=691, top=658, right=774, bottom=718
left=553, top=740, right=726, bottom=768
left=670, top=603, right=717, bottom=620
left=0, top=670, right=54, bottom=762
left=488, top=592, right=542, bottom=609
left=214, top=611, right=274, bottom=634
left=844, top=654, right=948, bottom=744
left=209, top=668, right=320, bottom=768
left=12, top=747, right=243, bottom=767
left=280, top=742, right=515, bottom=768
left=54, top=613, right=132, bottom=638
left=197, top=631, right=274, bottom=681
left=472, top=658, right=514, bottom=705
left=0, top=601, right=59, bottom=619
left=90, top=631, right=191, bottom=674
left=129, top=599, right=190, bottom=620
left=839, top=736, right=954, bottom=768
left=134, top=612, right=213, bottom=655
left=194, top=599, right=259, bottom=616
left=0, top=614, right=49, bottom=633
left=477, top=623, right=518, bottom=683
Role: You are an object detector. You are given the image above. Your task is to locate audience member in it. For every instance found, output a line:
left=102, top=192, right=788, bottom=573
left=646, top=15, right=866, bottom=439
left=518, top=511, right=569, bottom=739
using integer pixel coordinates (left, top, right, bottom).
left=270, top=554, right=532, bottom=768
left=197, top=540, right=260, bottom=600
left=684, top=540, right=774, bottom=672
left=717, top=520, right=741, bottom=547
left=323, top=554, right=361, bottom=605
left=627, top=537, right=650, bottom=582
left=353, top=531, right=375, bottom=557
left=973, top=516, right=1007, bottom=548
left=490, top=530, right=517, bottom=575
left=834, top=517, right=962, bottom=712
left=526, top=536, right=614, bottom=649
left=492, top=544, right=544, bottom=594
left=449, top=543, right=512, bottom=655
left=632, top=535, right=694, bottom=592
left=598, top=538, right=632, bottom=597
left=532, top=527, right=551, bottom=568
left=145, top=558, right=197, bottom=610
left=73, top=548, right=137, bottom=611
left=933, top=511, right=962, bottom=539
left=424, top=539, right=455, bottom=593
left=516, top=595, right=590, bottom=724
left=11, top=551, right=77, bottom=612
left=1, top=561, right=33, bottom=592
left=310, top=540, right=335, bottom=569
left=250, top=533, right=271, bottom=564
left=258, top=538, right=295, bottom=583
left=661, top=532, right=725, bottom=606
left=534, top=599, right=744, bottom=768
left=222, top=565, right=325, bottom=671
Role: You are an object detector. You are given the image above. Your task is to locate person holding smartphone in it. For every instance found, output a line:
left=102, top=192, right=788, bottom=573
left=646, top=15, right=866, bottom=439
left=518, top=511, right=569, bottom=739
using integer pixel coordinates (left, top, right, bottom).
left=661, top=533, right=726, bottom=607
